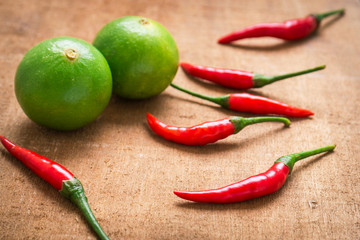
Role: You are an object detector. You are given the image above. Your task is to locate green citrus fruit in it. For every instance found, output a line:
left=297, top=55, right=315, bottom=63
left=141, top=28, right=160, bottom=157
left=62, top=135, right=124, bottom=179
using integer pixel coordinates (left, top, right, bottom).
left=93, top=16, right=179, bottom=99
left=15, top=37, right=113, bottom=131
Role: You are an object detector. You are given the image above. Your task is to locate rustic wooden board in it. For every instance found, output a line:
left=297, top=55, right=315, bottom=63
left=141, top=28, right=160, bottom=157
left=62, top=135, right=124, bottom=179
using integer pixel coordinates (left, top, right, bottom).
left=0, top=0, right=359, bottom=239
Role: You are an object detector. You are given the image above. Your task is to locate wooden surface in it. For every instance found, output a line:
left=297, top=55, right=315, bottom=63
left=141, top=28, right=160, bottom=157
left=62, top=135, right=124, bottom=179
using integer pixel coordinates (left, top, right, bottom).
left=0, top=0, right=359, bottom=239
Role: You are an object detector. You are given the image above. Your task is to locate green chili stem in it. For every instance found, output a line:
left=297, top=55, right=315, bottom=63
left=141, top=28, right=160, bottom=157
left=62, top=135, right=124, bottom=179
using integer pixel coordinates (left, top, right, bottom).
left=230, top=116, right=290, bottom=134
left=314, top=9, right=345, bottom=22
left=170, top=83, right=229, bottom=107
left=252, top=65, right=325, bottom=88
left=60, top=178, right=110, bottom=240
left=275, top=145, right=336, bottom=173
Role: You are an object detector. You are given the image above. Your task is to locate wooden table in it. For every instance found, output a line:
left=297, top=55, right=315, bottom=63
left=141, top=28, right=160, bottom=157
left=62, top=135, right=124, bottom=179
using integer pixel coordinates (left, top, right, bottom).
left=1, top=0, right=359, bottom=239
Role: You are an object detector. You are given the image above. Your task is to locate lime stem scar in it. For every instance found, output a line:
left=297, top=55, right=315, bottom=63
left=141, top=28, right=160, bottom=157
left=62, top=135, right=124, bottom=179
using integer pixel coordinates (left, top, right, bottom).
left=65, top=48, right=78, bottom=60
left=139, top=18, right=149, bottom=25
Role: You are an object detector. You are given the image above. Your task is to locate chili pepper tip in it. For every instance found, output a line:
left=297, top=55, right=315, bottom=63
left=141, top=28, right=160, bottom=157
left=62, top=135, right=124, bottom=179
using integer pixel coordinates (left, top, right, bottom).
left=174, top=190, right=208, bottom=203
left=173, top=191, right=189, bottom=200
left=0, top=136, right=15, bottom=150
left=180, top=62, right=192, bottom=72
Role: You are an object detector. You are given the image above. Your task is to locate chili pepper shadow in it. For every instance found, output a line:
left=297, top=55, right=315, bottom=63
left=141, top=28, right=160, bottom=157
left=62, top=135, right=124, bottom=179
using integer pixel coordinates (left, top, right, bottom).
left=103, top=93, right=177, bottom=126
left=219, top=14, right=344, bottom=51
left=4, top=119, right=111, bottom=165
left=169, top=92, right=233, bottom=114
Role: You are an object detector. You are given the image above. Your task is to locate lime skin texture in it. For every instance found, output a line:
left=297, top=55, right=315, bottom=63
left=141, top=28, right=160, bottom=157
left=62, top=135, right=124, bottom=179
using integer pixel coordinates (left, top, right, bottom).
left=93, top=16, right=179, bottom=99
left=15, top=37, right=113, bottom=131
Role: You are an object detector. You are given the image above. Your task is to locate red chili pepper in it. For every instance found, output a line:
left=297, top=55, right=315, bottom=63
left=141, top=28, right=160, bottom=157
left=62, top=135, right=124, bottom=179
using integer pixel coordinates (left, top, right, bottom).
left=170, top=83, right=313, bottom=117
left=0, top=136, right=110, bottom=240
left=174, top=145, right=335, bottom=203
left=147, top=113, right=290, bottom=145
left=218, top=9, right=345, bottom=43
left=180, top=62, right=325, bottom=89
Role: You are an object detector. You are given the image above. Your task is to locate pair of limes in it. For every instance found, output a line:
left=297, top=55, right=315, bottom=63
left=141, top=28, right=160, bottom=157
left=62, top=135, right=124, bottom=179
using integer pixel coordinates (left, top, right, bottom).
left=15, top=16, right=179, bottom=130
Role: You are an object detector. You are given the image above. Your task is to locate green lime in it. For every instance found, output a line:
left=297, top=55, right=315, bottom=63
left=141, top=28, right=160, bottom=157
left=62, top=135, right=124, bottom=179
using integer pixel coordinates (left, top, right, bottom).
left=93, top=16, right=179, bottom=99
left=15, top=37, right=113, bottom=131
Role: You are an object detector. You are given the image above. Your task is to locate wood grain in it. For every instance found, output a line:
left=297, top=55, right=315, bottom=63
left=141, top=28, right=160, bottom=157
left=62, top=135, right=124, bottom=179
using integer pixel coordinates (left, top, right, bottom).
left=0, top=0, right=359, bottom=239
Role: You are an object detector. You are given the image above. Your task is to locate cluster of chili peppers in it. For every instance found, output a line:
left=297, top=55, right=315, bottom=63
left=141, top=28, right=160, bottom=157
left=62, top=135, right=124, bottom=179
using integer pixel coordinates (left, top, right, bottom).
left=147, top=9, right=344, bottom=146
left=145, top=8, right=342, bottom=203
left=148, top=61, right=321, bottom=145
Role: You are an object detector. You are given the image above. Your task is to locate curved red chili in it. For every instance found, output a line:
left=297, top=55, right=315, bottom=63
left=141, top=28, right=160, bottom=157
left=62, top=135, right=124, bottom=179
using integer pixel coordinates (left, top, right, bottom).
left=218, top=9, right=344, bottom=43
left=174, top=145, right=335, bottom=203
left=170, top=83, right=313, bottom=117
left=0, top=136, right=110, bottom=240
left=147, top=113, right=290, bottom=145
left=180, top=62, right=325, bottom=89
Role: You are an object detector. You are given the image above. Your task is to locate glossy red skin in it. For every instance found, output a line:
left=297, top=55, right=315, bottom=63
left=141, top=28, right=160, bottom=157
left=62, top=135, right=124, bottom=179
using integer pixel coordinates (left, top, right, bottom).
left=174, top=162, right=289, bottom=203
left=228, top=93, right=314, bottom=117
left=181, top=62, right=254, bottom=89
left=218, top=16, right=317, bottom=43
left=147, top=113, right=235, bottom=145
left=0, top=136, right=74, bottom=190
